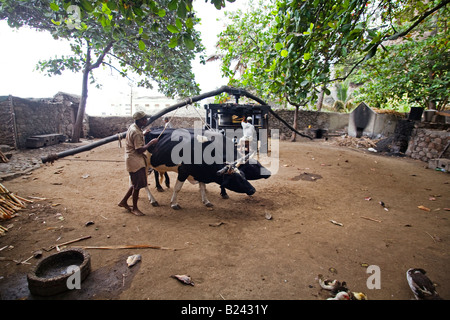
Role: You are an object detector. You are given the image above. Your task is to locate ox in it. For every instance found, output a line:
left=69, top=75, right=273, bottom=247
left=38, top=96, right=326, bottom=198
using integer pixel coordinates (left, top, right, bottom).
left=150, top=169, right=170, bottom=192
left=144, top=128, right=260, bottom=209
left=219, top=154, right=271, bottom=199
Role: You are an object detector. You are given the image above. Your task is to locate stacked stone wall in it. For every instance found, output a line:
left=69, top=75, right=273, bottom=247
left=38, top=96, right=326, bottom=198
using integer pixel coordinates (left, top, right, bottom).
left=0, top=96, right=15, bottom=147
left=406, top=127, right=450, bottom=161
left=0, top=93, right=81, bottom=149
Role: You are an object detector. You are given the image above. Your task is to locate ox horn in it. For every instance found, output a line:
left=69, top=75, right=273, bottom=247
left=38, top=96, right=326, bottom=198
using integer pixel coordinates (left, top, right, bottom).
left=234, top=151, right=256, bottom=167
left=216, top=164, right=232, bottom=176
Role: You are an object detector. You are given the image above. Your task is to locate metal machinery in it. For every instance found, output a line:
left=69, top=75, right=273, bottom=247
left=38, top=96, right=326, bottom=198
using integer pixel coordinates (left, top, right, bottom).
left=204, top=103, right=271, bottom=153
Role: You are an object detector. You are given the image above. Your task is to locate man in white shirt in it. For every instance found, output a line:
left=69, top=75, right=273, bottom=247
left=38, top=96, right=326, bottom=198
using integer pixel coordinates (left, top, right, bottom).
left=239, top=116, right=256, bottom=155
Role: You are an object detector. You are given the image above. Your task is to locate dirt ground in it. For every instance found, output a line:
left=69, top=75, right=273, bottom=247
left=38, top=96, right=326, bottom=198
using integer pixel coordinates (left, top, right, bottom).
left=0, top=137, right=449, bottom=301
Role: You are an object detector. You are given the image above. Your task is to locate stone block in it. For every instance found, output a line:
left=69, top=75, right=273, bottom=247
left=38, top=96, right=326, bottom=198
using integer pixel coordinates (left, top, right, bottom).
left=428, top=158, right=450, bottom=172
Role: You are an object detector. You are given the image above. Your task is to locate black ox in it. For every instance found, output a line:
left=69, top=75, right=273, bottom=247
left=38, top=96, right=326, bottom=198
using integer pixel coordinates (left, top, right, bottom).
left=144, top=128, right=270, bottom=209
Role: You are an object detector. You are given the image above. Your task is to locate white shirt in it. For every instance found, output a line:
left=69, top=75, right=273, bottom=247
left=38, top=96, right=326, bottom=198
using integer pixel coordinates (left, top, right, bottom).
left=241, top=121, right=256, bottom=141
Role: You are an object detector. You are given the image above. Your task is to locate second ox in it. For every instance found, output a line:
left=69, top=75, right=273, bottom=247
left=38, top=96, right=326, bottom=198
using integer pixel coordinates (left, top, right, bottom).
left=144, top=128, right=270, bottom=209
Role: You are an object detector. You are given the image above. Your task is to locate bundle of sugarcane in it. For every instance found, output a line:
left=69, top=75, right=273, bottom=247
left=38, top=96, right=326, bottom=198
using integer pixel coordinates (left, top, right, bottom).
left=0, top=183, right=32, bottom=220
left=0, top=150, right=9, bottom=163
left=0, top=224, right=8, bottom=236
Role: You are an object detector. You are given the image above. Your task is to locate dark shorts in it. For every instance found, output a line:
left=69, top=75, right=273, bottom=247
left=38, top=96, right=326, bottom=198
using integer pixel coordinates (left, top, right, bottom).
left=129, top=167, right=148, bottom=190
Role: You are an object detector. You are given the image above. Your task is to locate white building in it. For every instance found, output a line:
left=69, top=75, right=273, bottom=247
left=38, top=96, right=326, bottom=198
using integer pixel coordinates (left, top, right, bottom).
left=101, top=89, right=215, bottom=118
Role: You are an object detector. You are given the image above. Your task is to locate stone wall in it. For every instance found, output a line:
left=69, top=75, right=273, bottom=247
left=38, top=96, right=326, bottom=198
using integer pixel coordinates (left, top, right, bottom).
left=269, top=109, right=349, bottom=139
left=3, top=93, right=448, bottom=164
left=406, top=124, right=450, bottom=161
left=0, top=96, right=15, bottom=147
left=0, top=93, right=83, bottom=149
left=87, top=116, right=200, bottom=138
left=87, top=110, right=349, bottom=139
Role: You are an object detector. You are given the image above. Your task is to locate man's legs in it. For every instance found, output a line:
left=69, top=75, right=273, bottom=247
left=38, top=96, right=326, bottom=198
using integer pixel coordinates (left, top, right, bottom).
left=118, top=186, right=133, bottom=212
left=131, top=187, right=145, bottom=216
left=119, top=168, right=146, bottom=215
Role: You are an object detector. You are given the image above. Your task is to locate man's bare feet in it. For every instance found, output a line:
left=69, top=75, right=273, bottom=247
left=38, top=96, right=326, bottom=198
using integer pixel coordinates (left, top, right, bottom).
left=118, top=201, right=131, bottom=212
left=131, top=208, right=145, bottom=216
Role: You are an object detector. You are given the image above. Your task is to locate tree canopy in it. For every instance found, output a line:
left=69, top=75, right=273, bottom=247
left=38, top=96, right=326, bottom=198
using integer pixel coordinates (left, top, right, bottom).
left=0, top=0, right=236, bottom=141
left=349, top=3, right=449, bottom=111
left=214, top=0, right=449, bottom=111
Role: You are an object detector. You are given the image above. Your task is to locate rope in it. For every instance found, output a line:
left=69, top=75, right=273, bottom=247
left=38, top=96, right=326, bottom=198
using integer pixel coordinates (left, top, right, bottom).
left=59, top=158, right=125, bottom=162
left=188, top=102, right=212, bottom=131
left=147, top=104, right=182, bottom=140
left=159, top=106, right=181, bottom=138
left=117, top=133, right=122, bottom=148
left=146, top=96, right=208, bottom=141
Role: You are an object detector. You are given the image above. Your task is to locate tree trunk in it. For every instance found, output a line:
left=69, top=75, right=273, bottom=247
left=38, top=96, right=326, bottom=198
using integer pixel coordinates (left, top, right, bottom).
left=71, top=41, right=113, bottom=143
left=316, top=83, right=327, bottom=111
left=72, top=68, right=89, bottom=142
left=72, top=73, right=89, bottom=142
left=290, top=106, right=299, bottom=142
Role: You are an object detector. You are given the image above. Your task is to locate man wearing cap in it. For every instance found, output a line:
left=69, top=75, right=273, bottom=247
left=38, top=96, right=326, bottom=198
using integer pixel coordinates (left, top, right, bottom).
left=239, top=116, right=256, bottom=155
left=118, top=111, right=158, bottom=216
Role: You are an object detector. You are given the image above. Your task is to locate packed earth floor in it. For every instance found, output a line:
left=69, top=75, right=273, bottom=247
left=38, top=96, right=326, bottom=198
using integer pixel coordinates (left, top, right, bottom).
left=0, top=137, right=449, bottom=300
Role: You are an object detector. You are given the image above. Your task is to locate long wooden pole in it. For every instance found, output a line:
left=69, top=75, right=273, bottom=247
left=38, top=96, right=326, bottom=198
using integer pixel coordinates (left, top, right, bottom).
left=41, top=86, right=312, bottom=163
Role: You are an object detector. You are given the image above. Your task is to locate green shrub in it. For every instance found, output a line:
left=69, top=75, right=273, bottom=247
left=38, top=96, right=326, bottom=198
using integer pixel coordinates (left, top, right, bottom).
left=333, top=100, right=345, bottom=112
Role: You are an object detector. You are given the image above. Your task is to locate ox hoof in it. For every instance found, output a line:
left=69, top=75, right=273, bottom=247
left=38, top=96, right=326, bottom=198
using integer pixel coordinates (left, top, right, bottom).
left=151, top=201, right=159, bottom=207
left=171, top=204, right=182, bottom=210
left=221, top=194, right=229, bottom=199
left=204, top=202, right=214, bottom=208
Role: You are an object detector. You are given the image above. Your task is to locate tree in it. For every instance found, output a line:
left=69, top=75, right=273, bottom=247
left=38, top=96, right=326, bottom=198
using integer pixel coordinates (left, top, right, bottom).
left=349, top=3, right=449, bottom=111
left=0, top=0, right=236, bottom=142
left=214, top=0, right=449, bottom=110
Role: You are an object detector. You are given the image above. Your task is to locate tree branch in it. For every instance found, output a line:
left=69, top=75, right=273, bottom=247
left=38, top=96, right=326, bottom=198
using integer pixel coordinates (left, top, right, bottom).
left=286, top=94, right=307, bottom=108
left=88, top=41, right=115, bottom=71
left=101, top=61, right=134, bottom=81
left=330, top=0, right=449, bottom=83
left=329, top=54, right=368, bottom=82
left=384, top=0, right=450, bottom=42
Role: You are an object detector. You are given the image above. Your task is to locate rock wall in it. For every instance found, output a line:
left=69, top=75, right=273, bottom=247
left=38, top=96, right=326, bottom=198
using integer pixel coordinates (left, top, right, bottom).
left=0, top=93, right=82, bottom=149
left=406, top=125, right=450, bottom=161
left=87, top=110, right=350, bottom=139
left=0, top=96, right=15, bottom=147
left=2, top=92, right=448, bottom=165
left=87, top=116, right=200, bottom=138
left=268, top=109, right=349, bottom=139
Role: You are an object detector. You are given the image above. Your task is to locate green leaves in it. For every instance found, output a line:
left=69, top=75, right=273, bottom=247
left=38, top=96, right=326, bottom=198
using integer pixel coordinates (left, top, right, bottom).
left=167, top=25, right=180, bottom=33
left=186, top=17, right=194, bottom=29
left=274, top=42, right=288, bottom=57
left=79, top=0, right=94, bottom=13
left=352, top=30, right=449, bottom=111
left=138, top=40, right=146, bottom=51
left=183, top=34, right=195, bottom=50
left=49, top=3, right=59, bottom=11
left=213, top=0, right=447, bottom=108
left=168, top=36, right=178, bottom=48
